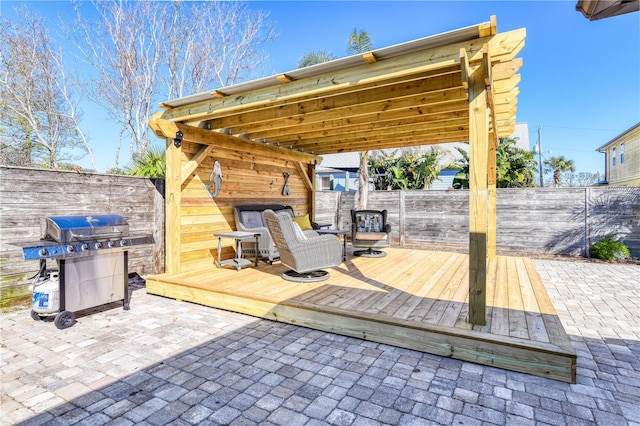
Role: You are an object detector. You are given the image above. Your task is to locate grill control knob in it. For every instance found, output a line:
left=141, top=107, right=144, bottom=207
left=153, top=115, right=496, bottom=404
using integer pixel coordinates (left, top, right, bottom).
left=38, top=248, right=49, bottom=257
left=81, top=243, right=90, bottom=251
left=120, top=239, right=128, bottom=246
left=95, top=242, right=103, bottom=249
left=66, top=245, right=75, bottom=253
left=107, top=241, right=116, bottom=248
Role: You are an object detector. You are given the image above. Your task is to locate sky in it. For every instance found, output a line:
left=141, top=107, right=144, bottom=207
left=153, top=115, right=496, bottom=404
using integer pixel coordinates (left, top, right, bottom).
left=2, top=0, right=639, bottom=177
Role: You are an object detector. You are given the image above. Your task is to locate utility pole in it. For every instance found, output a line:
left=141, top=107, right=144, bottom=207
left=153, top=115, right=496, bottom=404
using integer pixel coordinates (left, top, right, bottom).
left=538, top=126, right=544, bottom=187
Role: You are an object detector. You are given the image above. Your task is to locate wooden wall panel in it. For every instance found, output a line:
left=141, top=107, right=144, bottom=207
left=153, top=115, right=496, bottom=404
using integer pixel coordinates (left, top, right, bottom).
left=176, top=143, right=314, bottom=271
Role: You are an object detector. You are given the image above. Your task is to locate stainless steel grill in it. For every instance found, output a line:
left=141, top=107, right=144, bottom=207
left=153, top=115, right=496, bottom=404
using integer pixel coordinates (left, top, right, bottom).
left=13, top=214, right=153, bottom=329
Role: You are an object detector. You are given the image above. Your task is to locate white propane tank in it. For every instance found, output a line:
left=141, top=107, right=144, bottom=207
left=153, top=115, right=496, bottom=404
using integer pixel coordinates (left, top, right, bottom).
left=30, top=270, right=60, bottom=314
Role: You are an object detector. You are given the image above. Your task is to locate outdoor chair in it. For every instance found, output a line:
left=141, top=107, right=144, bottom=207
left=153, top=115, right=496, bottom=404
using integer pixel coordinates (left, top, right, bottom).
left=263, top=209, right=342, bottom=282
left=234, top=204, right=322, bottom=263
left=350, top=209, right=391, bottom=257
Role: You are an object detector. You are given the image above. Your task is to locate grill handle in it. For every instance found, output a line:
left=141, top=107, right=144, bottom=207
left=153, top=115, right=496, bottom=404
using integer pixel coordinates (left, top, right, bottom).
left=71, top=231, right=124, bottom=240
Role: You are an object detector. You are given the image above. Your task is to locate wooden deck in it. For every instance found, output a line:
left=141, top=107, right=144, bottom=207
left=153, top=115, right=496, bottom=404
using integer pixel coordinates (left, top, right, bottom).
left=146, top=247, right=576, bottom=383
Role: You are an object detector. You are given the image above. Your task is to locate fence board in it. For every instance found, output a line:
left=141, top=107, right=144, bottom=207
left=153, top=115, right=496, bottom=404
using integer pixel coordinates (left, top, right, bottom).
left=3, top=167, right=637, bottom=309
left=319, top=187, right=640, bottom=257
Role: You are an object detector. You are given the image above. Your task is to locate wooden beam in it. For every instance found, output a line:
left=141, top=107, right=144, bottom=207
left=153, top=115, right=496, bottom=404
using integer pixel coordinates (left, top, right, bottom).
left=308, top=162, right=317, bottom=221
left=181, top=144, right=214, bottom=185
left=478, top=15, right=497, bottom=38
left=295, top=161, right=313, bottom=191
left=484, top=44, right=500, bottom=142
left=154, top=120, right=318, bottom=164
left=363, top=52, right=378, bottom=63
left=459, top=48, right=470, bottom=95
left=483, top=44, right=492, bottom=87
left=165, top=136, right=182, bottom=274
left=488, top=133, right=498, bottom=260
left=468, top=62, right=489, bottom=326
left=492, top=57, right=523, bottom=80
left=277, top=73, right=294, bottom=83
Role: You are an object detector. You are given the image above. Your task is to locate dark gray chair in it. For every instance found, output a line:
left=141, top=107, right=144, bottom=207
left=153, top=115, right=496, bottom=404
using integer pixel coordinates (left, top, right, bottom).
left=350, top=209, right=391, bottom=257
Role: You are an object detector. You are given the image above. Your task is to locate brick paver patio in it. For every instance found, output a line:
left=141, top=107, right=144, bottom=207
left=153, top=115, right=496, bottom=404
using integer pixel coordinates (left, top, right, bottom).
left=1, top=259, right=639, bottom=425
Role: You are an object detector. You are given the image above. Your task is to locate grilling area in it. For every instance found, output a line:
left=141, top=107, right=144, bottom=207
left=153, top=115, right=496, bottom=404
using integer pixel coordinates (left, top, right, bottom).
left=11, top=214, right=154, bottom=328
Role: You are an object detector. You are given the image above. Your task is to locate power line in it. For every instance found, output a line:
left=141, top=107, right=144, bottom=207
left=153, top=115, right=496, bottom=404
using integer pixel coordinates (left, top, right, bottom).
left=531, top=125, right=623, bottom=133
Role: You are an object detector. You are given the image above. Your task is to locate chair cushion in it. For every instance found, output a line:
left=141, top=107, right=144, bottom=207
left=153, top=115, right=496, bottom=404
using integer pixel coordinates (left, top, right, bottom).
left=293, top=214, right=313, bottom=230
left=355, top=232, right=388, bottom=241
left=240, top=211, right=264, bottom=228
left=292, top=222, right=307, bottom=241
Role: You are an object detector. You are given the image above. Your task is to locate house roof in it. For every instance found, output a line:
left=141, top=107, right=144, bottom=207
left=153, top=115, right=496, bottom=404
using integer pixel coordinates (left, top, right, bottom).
left=316, top=152, right=361, bottom=170
left=576, top=0, right=640, bottom=20
left=596, top=122, right=640, bottom=152
left=151, top=16, right=524, bottom=160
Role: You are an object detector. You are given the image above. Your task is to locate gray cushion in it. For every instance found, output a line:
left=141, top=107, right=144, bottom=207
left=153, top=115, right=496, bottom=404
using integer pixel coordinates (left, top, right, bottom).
left=240, top=211, right=264, bottom=228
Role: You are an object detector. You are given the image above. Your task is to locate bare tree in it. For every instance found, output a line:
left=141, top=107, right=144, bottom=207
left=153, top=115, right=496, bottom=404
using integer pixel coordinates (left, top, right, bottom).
left=0, top=9, right=97, bottom=170
left=566, top=171, right=602, bottom=187
left=66, top=0, right=163, bottom=168
left=162, top=1, right=276, bottom=99
left=67, top=0, right=275, bottom=167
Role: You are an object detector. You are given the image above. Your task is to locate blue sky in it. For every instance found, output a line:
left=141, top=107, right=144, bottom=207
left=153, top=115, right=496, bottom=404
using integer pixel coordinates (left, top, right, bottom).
left=2, top=1, right=639, bottom=177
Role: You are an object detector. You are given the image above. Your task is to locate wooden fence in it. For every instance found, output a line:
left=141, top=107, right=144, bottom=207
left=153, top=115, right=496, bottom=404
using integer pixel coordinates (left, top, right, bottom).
left=315, top=187, right=640, bottom=257
left=0, top=166, right=164, bottom=308
left=2, top=166, right=637, bottom=308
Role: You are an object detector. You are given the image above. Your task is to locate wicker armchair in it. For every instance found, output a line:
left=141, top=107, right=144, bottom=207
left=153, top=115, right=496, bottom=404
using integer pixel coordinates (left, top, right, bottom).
left=351, top=209, right=392, bottom=257
left=263, top=209, right=342, bottom=282
left=233, top=204, right=316, bottom=263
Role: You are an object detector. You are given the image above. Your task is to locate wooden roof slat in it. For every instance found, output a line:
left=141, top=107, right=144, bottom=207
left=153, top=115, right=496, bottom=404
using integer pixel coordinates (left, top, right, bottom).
left=254, top=109, right=470, bottom=143
left=201, top=73, right=464, bottom=132
left=287, top=118, right=471, bottom=149
left=186, top=66, right=463, bottom=127
left=301, top=130, right=472, bottom=154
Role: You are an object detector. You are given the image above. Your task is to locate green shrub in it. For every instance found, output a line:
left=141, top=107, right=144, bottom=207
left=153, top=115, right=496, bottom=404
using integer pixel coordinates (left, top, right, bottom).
left=590, top=236, right=630, bottom=262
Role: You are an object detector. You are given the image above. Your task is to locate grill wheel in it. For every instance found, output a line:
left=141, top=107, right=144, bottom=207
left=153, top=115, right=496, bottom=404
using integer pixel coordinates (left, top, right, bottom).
left=54, top=310, right=75, bottom=329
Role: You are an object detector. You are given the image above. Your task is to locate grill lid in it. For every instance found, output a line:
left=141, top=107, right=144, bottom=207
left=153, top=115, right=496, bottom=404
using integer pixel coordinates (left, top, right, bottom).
left=44, top=214, right=129, bottom=242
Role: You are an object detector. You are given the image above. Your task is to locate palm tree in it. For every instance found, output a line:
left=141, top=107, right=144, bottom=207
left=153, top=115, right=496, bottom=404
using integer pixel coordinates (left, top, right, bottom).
left=347, top=28, right=373, bottom=55
left=297, top=50, right=336, bottom=68
left=125, top=145, right=166, bottom=178
left=544, top=155, right=575, bottom=188
left=495, top=138, right=537, bottom=188
left=453, top=138, right=537, bottom=188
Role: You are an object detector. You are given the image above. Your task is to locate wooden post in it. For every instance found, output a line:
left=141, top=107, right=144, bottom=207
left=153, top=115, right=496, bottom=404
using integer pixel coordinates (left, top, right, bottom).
left=468, top=63, right=489, bottom=326
left=487, top=133, right=498, bottom=259
left=165, top=136, right=182, bottom=274
left=308, top=162, right=317, bottom=220
left=399, top=190, right=406, bottom=248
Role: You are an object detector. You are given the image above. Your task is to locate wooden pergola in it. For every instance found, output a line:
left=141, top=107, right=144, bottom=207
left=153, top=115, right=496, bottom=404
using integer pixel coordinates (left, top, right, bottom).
left=150, top=16, right=524, bottom=326
left=147, top=17, right=576, bottom=382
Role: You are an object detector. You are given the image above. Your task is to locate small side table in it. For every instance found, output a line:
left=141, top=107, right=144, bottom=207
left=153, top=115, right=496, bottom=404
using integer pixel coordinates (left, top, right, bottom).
left=316, top=229, right=349, bottom=261
left=214, top=231, right=260, bottom=271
